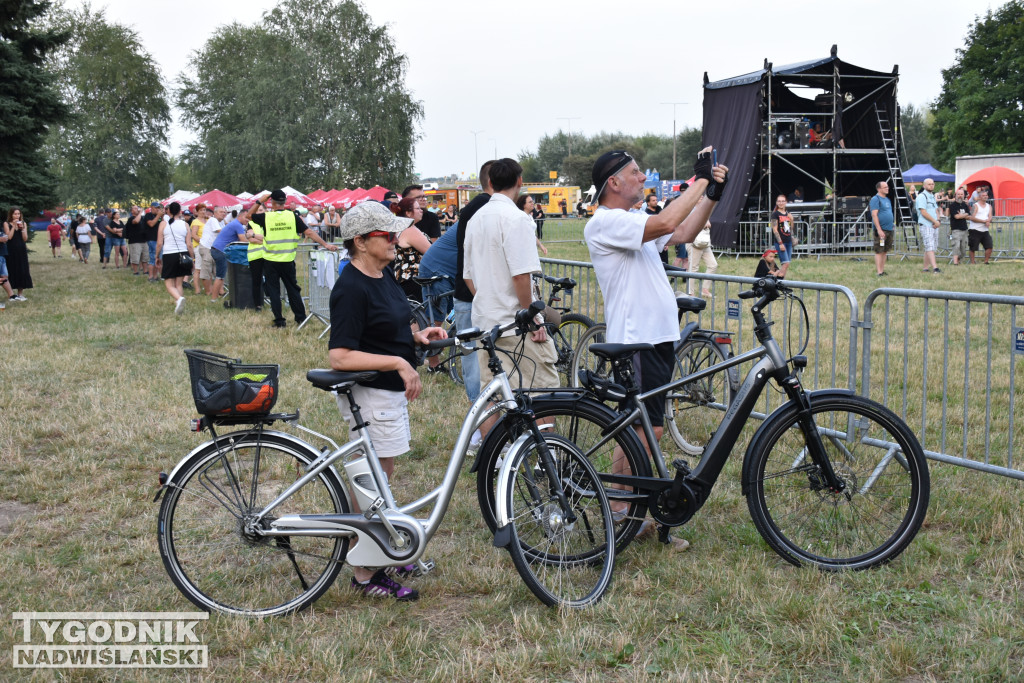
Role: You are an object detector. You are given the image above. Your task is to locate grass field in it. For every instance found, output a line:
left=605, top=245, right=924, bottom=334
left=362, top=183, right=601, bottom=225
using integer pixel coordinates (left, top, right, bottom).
left=2, top=240, right=1023, bottom=681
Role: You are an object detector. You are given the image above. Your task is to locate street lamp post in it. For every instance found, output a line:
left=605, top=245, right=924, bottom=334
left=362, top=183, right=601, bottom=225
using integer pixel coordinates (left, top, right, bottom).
left=488, top=138, right=497, bottom=160
left=557, top=117, right=581, bottom=158
left=470, top=129, right=484, bottom=178
left=660, top=101, right=687, bottom=179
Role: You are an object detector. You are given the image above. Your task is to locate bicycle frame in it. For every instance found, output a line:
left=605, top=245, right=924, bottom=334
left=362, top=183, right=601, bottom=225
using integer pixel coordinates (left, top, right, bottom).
left=241, top=343, right=524, bottom=570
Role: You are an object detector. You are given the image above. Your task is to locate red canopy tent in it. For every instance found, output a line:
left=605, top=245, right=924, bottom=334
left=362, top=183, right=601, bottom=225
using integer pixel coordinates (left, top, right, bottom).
left=364, top=185, right=392, bottom=202
left=962, top=166, right=1024, bottom=216
left=346, top=188, right=370, bottom=204
left=323, top=189, right=352, bottom=207
left=182, top=189, right=244, bottom=211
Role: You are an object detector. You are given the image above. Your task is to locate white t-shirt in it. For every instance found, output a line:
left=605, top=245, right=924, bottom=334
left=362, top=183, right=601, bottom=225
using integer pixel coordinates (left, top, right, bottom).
left=162, top=219, right=191, bottom=254
left=199, top=216, right=221, bottom=248
left=76, top=224, right=93, bottom=244
left=305, top=212, right=320, bottom=231
left=584, top=206, right=678, bottom=345
left=464, top=193, right=542, bottom=332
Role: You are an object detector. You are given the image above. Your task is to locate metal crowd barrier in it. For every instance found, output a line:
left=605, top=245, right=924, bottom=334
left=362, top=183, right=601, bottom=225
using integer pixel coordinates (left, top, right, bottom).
left=861, top=289, right=1024, bottom=480
left=541, top=256, right=1024, bottom=481
left=296, top=247, right=341, bottom=338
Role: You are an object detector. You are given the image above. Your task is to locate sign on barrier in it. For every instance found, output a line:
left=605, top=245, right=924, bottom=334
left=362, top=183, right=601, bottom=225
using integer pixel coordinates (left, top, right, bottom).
left=726, top=299, right=740, bottom=320
left=1015, top=327, right=1024, bottom=355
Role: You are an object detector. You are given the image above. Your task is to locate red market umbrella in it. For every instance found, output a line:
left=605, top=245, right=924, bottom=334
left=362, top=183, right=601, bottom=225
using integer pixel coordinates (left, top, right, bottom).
left=364, top=185, right=391, bottom=201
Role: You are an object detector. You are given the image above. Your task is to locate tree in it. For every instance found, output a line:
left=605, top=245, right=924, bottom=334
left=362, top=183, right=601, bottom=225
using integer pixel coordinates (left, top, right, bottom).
left=899, top=103, right=933, bottom=168
left=44, top=5, right=170, bottom=207
left=930, top=0, right=1024, bottom=170
left=0, top=0, right=68, bottom=214
left=179, top=0, right=422, bottom=192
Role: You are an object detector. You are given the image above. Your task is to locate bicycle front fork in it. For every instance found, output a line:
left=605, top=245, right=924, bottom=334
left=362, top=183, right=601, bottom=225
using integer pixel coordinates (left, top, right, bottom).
left=781, top=374, right=847, bottom=493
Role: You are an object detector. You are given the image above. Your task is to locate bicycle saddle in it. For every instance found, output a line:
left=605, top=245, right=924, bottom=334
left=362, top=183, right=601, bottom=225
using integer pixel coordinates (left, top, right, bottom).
left=587, top=342, right=654, bottom=361
left=542, top=275, right=576, bottom=289
left=412, top=275, right=444, bottom=286
left=676, top=296, right=707, bottom=313
left=306, top=369, right=380, bottom=391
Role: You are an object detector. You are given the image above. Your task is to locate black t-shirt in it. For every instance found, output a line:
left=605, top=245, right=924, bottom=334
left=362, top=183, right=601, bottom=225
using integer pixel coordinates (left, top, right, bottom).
left=948, top=200, right=970, bottom=230
left=770, top=210, right=792, bottom=240
left=328, top=265, right=416, bottom=392
left=125, top=213, right=146, bottom=243
left=143, top=212, right=161, bottom=242
left=417, top=210, right=441, bottom=240
left=754, top=259, right=775, bottom=278
left=645, top=206, right=661, bottom=215
left=249, top=210, right=309, bottom=235
left=454, top=193, right=491, bottom=302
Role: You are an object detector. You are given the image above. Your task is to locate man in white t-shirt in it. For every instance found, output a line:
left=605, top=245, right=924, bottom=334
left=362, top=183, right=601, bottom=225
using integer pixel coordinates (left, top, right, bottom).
left=199, top=206, right=226, bottom=296
left=585, top=148, right=727, bottom=546
left=464, top=158, right=557, bottom=431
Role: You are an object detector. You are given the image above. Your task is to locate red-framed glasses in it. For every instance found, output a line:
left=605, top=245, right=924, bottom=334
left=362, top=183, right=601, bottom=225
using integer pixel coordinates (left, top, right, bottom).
left=363, top=230, right=399, bottom=243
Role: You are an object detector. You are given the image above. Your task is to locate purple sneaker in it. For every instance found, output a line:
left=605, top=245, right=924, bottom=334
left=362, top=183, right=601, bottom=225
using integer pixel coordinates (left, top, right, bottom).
left=351, top=569, right=419, bottom=601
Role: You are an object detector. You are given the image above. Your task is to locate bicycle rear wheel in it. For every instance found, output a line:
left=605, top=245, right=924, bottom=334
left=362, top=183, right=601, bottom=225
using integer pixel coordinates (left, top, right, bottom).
left=744, top=394, right=930, bottom=570
left=503, top=434, right=615, bottom=607
left=569, top=322, right=608, bottom=388
left=666, top=335, right=736, bottom=456
left=476, top=397, right=651, bottom=555
left=556, top=313, right=596, bottom=387
left=157, top=433, right=350, bottom=616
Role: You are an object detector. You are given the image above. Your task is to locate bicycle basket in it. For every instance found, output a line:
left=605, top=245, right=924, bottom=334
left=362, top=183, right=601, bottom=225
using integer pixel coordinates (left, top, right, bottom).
left=184, top=349, right=279, bottom=416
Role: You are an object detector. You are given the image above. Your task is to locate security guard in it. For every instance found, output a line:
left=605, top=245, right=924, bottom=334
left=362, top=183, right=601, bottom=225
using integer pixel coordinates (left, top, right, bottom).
left=246, top=188, right=337, bottom=327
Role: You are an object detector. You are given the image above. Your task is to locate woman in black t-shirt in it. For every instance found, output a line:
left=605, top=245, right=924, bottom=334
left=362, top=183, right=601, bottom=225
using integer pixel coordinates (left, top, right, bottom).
left=769, top=194, right=795, bottom=278
left=328, top=201, right=446, bottom=602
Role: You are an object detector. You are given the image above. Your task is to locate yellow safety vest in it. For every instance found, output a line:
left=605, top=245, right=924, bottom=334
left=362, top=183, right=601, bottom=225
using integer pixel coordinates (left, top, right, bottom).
left=262, top=210, right=299, bottom=263
left=247, top=222, right=264, bottom=261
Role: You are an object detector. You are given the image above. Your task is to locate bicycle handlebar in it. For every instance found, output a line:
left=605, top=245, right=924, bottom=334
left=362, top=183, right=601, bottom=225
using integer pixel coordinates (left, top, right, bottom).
left=423, top=300, right=545, bottom=352
left=738, top=276, right=791, bottom=303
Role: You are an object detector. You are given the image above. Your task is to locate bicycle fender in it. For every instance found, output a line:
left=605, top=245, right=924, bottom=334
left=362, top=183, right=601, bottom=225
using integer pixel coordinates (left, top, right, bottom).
left=739, top=388, right=855, bottom=495
left=678, top=321, right=699, bottom=345
left=159, top=430, right=330, bottom=495
left=492, top=431, right=539, bottom=548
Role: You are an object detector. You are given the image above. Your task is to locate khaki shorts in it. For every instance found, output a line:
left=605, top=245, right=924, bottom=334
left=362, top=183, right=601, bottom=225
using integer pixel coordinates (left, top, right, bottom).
left=199, top=247, right=214, bottom=279
left=335, top=385, right=411, bottom=459
left=478, top=334, right=559, bottom=391
left=128, top=242, right=146, bottom=265
left=949, top=230, right=969, bottom=260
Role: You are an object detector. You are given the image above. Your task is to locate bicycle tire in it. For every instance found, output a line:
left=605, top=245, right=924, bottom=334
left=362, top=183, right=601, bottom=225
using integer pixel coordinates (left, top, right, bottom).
left=744, top=394, right=930, bottom=570
left=476, top=397, right=651, bottom=554
left=555, top=313, right=596, bottom=387
left=157, top=432, right=350, bottom=616
left=665, top=335, right=737, bottom=456
left=503, top=433, right=615, bottom=607
left=444, top=320, right=464, bottom=385
left=569, top=322, right=608, bottom=388
left=409, top=300, right=433, bottom=364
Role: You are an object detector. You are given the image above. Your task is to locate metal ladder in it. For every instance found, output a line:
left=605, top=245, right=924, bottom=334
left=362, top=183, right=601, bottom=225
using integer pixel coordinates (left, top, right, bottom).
left=875, top=103, right=917, bottom=249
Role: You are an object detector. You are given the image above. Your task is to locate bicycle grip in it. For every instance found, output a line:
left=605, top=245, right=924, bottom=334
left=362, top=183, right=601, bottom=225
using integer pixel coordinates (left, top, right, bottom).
left=425, top=337, right=457, bottom=351
left=738, top=290, right=756, bottom=300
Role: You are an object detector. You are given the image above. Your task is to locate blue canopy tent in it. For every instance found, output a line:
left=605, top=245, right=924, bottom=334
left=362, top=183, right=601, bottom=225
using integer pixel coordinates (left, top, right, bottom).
left=902, top=163, right=954, bottom=183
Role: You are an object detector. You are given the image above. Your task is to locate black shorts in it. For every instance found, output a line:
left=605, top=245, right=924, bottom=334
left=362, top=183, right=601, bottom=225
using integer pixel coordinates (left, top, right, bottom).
left=968, top=230, right=993, bottom=251
left=632, top=341, right=676, bottom=427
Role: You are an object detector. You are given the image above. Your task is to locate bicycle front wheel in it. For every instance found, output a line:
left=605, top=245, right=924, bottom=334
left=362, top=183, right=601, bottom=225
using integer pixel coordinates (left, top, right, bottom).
left=476, top=397, right=651, bottom=555
left=556, top=313, right=596, bottom=387
left=666, top=336, right=736, bottom=456
left=504, top=434, right=615, bottom=607
left=745, top=394, right=930, bottom=570
left=157, top=433, right=350, bottom=616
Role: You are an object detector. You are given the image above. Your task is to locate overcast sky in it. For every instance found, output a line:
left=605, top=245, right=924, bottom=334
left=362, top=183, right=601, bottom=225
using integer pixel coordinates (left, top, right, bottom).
left=90, top=0, right=991, bottom=182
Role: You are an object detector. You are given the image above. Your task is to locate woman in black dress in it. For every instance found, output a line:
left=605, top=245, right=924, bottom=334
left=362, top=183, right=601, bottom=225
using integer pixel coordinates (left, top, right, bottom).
left=3, top=207, right=32, bottom=300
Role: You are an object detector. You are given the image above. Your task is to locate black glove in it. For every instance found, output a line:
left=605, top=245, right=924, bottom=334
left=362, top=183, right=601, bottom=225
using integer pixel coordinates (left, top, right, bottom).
left=693, top=150, right=713, bottom=182
left=706, top=169, right=729, bottom=201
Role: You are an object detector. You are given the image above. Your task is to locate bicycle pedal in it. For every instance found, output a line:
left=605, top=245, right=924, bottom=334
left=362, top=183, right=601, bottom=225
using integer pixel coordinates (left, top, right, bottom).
left=417, top=558, right=436, bottom=575
left=671, top=459, right=691, bottom=477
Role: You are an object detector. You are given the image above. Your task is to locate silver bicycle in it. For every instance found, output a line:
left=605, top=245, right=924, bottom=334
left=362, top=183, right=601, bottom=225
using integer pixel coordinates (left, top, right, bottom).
left=155, top=304, right=615, bottom=616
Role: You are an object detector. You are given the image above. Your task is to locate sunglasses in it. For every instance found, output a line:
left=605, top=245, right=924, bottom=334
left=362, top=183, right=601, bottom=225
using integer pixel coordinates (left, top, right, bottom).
left=363, top=230, right=399, bottom=243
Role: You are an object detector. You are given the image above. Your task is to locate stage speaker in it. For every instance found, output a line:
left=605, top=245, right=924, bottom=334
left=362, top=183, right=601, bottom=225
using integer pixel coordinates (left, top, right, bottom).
left=838, top=197, right=866, bottom=214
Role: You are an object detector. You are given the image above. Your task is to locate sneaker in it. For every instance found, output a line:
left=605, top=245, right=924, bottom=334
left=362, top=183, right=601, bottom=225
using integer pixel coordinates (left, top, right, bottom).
left=351, top=569, right=419, bottom=601
left=383, top=563, right=425, bottom=580
left=877, top=271, right=887, bottom=277
left=174, top=296, right=186, bottom=315
left=933, top=268, right=941, bottom=273
left=272, top=320, right=287, bottom=328
left=11, top=295, right=27, bottom=302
